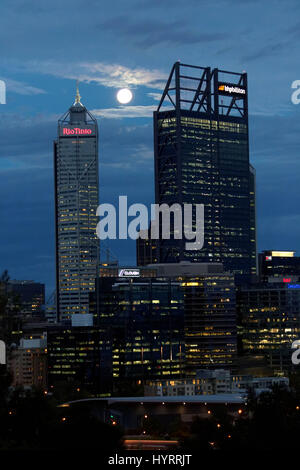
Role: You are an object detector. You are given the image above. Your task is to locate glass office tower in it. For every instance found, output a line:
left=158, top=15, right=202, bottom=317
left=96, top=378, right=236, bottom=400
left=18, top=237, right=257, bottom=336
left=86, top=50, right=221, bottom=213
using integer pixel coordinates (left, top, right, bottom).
left=92, top=267, right=185, bottom=383
left=150, top=62, right=256, bottom=279
left=54, top=86, right=99, bottom=321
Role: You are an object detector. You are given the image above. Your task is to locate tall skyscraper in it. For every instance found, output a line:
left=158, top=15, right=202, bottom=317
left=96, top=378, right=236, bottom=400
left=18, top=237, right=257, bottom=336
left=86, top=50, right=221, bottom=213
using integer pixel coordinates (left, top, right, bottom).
left=54, top=86, right=99, bottom=321
left=146, top=62, right=256, bottom=279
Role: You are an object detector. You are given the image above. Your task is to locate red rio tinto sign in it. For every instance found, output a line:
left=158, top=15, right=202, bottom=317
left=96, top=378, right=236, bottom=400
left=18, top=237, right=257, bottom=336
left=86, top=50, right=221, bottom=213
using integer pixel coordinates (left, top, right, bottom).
left=63, top=127, right=93, bottom=135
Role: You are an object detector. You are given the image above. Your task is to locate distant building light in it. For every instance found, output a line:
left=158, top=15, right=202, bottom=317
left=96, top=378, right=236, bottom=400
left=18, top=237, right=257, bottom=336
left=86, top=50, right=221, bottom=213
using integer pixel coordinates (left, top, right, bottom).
left=270, top=251, right=295, bottom=258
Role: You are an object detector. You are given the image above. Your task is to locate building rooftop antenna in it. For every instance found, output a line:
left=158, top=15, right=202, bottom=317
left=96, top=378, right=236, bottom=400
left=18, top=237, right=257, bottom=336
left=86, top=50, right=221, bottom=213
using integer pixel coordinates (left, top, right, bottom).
left=74, top=80, right=81, bottom=104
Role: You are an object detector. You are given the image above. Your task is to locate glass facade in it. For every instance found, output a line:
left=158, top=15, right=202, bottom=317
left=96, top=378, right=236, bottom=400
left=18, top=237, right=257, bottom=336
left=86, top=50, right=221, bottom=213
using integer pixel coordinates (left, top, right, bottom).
left=237, top=282, right=300, bottom=372
left=183, top=273, right=237, bottom=374
left=47, top=325, right=112, bottom=394
left=155, top=112, right=254, bottom=277
left=94, top=276, right=185, bottom=382
left=54, top=98, right=99, bottom=321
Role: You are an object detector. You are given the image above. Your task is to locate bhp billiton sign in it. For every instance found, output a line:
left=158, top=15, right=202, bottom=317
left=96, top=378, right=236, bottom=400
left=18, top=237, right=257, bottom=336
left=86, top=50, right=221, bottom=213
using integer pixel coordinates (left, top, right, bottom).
left=62, top=127, right=93, bottom=136
left=218, top=83, right=246, bottom=97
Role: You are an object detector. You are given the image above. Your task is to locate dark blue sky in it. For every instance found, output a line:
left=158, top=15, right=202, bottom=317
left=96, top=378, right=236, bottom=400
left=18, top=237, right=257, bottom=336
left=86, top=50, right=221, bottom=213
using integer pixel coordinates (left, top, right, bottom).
left=1, top=0, right=300, bottom=298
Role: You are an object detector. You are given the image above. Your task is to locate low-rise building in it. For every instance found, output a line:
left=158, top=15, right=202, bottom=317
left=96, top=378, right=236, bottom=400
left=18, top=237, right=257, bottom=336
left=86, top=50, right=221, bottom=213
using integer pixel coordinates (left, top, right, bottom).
left=144, top=369, right=289, bottom=397
left=7, top=337, right=47, bottom=390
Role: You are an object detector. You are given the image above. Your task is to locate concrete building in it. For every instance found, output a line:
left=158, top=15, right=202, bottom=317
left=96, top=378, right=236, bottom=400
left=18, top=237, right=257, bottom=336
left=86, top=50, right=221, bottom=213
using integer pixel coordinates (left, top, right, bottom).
left=8, top=337, right=47, bottom=390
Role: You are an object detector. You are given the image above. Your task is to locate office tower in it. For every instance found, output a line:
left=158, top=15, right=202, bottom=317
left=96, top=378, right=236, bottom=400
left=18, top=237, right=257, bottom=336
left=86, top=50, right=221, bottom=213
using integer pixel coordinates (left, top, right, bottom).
left=93, top=262, right=236, bottom=384
left=147, top=262, right=236, bottom=374
left=7, top=280, right=45, bottom=317
left=93, top=266, right=185, bottom=384
left=146, top=62, right=256, bottom=280
left=136, top=229, right=158, bottom=266
left=54, top=86, right=99, bottom=321
left=179, top=265, right=237, bottom=374
left=47, top=323, right=112, bottom=394
left=258, top=250, right=300, bottom=281
left=237, top=278, right=300, bottom=373
left=249, top=165, right=257, bottom=275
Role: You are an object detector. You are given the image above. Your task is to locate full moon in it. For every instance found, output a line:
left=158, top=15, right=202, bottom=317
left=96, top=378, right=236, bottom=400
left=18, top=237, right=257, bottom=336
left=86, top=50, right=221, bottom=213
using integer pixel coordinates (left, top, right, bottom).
left=117, top=88, right=133, bottom=104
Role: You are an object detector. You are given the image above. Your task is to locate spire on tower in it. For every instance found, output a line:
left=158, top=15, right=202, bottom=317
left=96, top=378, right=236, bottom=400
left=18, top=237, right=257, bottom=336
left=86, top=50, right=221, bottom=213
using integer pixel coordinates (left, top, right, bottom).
left=74, top=80, right=81, bottom=104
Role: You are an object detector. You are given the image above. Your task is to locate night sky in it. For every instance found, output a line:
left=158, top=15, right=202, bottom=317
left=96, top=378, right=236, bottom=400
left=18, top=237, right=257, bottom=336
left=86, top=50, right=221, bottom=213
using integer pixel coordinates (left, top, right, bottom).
left=0, top=0, right=300, bottom=298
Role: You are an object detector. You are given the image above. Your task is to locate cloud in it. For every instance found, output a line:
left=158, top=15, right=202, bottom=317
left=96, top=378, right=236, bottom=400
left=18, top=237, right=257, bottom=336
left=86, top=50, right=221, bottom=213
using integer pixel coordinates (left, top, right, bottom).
left=241, top=41, right=289, bottom=62
left=6, top=59, right=168, bottom=90
left=3, top=78, right=46, bottom=96
left=91, top=105, right=158, bottom=119
left=0, top=113, right=57, bottom=168
left=147, top=92, right=162, bottom=101
left=78, top=62, right=167, bottom=89
left=100, top=16, right=228, bottom=48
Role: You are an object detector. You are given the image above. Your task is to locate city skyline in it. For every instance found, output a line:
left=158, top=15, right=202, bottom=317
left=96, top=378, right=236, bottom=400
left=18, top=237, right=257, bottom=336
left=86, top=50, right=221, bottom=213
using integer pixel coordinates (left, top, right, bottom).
left=1, top=0, right=300, bottom=296
left=1, top=1, right=300, bottom=456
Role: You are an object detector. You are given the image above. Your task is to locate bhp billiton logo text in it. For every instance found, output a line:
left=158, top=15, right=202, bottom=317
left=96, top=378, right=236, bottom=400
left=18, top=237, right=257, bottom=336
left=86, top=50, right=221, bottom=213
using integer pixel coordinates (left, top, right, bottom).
left=96, top=196, right=204, bottom=251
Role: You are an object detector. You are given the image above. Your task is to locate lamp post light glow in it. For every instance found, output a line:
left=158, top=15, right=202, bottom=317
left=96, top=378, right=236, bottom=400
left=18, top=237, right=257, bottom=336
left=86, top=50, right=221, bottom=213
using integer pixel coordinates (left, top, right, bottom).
left=117, top=88, right=133, bottom=104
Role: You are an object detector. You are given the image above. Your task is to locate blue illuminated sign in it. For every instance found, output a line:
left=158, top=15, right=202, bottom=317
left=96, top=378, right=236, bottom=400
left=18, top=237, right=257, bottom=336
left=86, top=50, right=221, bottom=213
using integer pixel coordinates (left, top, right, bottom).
left=288, top=284, right=300, bottom=289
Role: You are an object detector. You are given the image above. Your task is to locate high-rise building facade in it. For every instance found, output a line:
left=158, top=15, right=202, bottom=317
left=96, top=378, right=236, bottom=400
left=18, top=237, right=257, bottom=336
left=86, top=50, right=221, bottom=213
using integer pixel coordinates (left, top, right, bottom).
left=92, top=266, right=185, bottom=383
left=237, top=278, right=300, bottom=373
left=143, top=62, right=256, bottom=279
left=47, top=324, right=112, bottom=394
left=54, top=87, right=99, bottom=321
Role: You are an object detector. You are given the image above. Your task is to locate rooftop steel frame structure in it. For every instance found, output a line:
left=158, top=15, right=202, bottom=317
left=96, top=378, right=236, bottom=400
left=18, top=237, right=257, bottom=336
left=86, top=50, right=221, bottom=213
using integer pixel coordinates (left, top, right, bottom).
left=157, top=61, right=248, bottom=118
